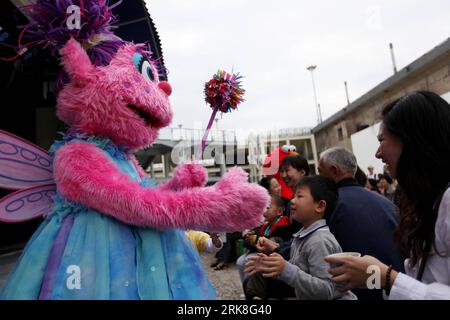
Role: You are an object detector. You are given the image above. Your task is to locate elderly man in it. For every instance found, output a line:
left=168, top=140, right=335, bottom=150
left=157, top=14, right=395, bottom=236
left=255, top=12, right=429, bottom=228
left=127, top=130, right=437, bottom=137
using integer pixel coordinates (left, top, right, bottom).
left=318, top=147, right=404, bottom=300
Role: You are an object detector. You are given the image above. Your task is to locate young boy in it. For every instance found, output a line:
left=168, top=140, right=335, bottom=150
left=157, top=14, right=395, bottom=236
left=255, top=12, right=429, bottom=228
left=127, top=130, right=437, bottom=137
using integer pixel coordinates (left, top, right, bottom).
left=237, top=194, right=291, bottom=282
left=246, top=194, right=291, bottom=247
left=245, top=176, right=356, bottom=300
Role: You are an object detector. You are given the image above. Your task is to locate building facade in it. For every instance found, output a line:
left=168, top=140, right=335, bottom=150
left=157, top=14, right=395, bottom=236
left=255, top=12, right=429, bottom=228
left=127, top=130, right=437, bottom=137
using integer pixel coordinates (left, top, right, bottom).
left=312, top=38, right=450, bottom=156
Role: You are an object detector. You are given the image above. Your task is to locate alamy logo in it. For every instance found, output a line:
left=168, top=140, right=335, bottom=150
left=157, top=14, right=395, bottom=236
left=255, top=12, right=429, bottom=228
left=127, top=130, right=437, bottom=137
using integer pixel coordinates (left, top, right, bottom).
left=66, top=265, right=81, bottom=290
left=366, top=265, right=381, bottom=289
left=66, top=5, right=81, bottom=30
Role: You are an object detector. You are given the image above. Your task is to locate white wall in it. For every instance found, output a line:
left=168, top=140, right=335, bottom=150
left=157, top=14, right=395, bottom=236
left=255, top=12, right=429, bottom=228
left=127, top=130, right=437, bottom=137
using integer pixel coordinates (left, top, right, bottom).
left=350, top=92, right=450, bottom=177
left=441, top=91, right=450, bottom=103
left=350, top=122, right=384, bottom=176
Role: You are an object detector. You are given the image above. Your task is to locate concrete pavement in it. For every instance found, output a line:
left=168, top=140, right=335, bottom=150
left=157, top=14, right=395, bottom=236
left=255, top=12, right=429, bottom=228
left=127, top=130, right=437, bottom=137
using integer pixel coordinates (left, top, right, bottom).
left=200, top=252, right=245, bottom=300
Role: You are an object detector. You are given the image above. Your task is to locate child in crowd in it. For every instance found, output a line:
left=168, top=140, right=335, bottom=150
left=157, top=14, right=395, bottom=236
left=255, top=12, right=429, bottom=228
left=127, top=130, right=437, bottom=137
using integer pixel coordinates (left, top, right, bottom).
left=245, top=176, right=357, bottom=300
left=259, top=176, right=282, bottom=197
left=246, top=195, right=291, bottom=246
left=212, top=176, right=282, bottom=271
left=237, top=195, right=291, bottom=282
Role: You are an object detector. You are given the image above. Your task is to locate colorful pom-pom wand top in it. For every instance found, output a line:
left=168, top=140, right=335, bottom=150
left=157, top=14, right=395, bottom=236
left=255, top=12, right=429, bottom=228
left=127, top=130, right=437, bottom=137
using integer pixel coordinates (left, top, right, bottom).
left=196, top=69, right=245, bottom=160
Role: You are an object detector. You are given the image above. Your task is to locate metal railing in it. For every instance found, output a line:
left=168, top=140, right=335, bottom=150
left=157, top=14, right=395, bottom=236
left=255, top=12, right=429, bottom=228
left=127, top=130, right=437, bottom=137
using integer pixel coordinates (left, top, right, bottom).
left=158, top=127, right=237, bottom=143
left=254, top=127, right=312, bottom=140
left=159, top=127, right=312, bottom=143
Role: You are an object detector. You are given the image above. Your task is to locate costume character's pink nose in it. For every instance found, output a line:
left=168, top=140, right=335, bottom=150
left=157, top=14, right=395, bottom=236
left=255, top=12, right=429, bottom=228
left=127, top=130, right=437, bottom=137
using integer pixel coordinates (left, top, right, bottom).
left=158, top=81, right=172, bottom=96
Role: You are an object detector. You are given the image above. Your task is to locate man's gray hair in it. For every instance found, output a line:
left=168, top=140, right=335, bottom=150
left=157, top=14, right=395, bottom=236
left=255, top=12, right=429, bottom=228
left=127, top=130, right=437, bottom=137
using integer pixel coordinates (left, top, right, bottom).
left=320, top=147, right=358, bottom=176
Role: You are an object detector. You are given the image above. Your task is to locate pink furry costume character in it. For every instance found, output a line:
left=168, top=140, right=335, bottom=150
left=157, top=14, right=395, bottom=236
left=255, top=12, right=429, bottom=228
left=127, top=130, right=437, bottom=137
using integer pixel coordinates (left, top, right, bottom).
left=0, top=1, right=268, bottom=299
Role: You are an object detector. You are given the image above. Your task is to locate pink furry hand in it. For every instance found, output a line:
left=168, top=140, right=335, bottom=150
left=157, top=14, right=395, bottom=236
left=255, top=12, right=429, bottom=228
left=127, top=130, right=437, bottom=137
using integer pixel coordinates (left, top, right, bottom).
left=208, top=167, right=270, bottom=231
left=174, top=162, right=208, bottom=187
left=159, top=162, right=207, bottom=191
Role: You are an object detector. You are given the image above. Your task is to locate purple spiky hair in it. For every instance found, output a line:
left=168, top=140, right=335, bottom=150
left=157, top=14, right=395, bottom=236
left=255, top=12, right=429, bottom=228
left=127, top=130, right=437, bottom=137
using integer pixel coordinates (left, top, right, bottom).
left=19, top=0, right=126, bottom=67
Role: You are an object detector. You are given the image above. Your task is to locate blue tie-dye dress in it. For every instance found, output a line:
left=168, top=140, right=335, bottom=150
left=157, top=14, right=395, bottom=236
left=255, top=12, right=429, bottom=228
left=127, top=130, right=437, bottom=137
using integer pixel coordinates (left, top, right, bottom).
left=1, top=135, right=215, bottom=299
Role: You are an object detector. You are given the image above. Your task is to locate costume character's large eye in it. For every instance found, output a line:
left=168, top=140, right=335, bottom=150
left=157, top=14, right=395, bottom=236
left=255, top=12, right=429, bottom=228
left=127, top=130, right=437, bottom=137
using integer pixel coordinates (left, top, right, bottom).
left=281, top=145, right=290, bottom=153
left=281, top=145, right=297, bottom=153
left=133, top=53, right=155, bottom=82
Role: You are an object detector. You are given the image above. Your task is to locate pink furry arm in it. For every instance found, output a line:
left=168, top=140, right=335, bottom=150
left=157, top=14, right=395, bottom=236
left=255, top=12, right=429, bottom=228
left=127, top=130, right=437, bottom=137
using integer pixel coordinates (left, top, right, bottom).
left=54, top=142, right=269, bottom=231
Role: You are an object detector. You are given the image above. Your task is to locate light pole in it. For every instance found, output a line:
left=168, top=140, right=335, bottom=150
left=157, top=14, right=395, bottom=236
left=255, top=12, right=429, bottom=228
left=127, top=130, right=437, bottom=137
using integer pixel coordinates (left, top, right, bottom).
left=306, top=65, right=322, bottom=124
left=389, top=43, right=398, bottom=74
left=344, top=81, right=350, bottom=105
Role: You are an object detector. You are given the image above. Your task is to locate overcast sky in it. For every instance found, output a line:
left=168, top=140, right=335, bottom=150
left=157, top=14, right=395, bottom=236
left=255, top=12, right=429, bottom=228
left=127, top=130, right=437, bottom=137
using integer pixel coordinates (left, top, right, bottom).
left=147, top=0, right=450, bottom=136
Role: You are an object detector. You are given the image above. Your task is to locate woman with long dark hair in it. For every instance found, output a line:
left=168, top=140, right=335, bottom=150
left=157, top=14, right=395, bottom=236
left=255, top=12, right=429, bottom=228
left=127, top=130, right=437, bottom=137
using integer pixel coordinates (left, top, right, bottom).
left=326, top=91, right=450, bottom=299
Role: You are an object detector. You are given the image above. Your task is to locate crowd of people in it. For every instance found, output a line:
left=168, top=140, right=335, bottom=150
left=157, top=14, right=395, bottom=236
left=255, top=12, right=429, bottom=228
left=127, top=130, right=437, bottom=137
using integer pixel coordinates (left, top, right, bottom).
left=201, top=90, right=450, bottom=300
left=362, top=165, right=398, bottom=202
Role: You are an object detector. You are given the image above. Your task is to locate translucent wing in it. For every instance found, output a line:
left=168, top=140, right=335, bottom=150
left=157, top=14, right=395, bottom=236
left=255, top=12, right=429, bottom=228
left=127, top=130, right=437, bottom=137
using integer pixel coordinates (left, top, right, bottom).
left=0, top=184, right=56, bottom=223
left=0, top=130, right=54, bottom=190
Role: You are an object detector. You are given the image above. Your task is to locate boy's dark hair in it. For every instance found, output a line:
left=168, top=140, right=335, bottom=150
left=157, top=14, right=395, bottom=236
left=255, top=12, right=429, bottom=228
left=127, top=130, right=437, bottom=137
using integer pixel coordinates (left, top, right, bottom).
left=295, top=176, right=338, bottom=220
left=270, top=194, right=285, bottom=210
left=280, top=155, right=310, bottom=176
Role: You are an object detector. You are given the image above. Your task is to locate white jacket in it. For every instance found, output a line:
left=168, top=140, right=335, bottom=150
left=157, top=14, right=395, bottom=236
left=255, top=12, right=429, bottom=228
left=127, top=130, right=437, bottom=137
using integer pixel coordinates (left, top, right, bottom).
left=388, top=187, right=450, bottom=300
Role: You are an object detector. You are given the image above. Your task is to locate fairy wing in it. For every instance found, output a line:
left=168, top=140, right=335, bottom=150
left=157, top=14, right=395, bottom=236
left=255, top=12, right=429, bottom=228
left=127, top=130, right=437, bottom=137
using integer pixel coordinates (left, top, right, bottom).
left=0, top=129, right=54, bottom=190
left=0, top=184, right=56, bottom=222
left=0, top=130, right=56, bottom=222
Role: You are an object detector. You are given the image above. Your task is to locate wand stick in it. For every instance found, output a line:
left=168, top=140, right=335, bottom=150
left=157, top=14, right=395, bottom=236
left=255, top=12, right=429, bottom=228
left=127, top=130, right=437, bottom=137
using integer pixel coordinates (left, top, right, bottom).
left=195, top=108, right=218, bottom=161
